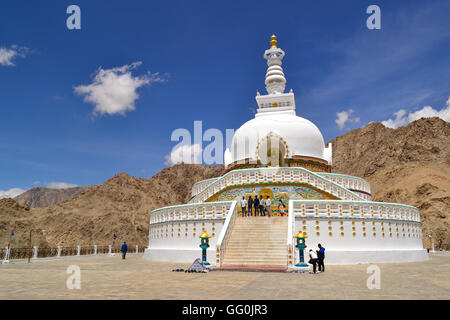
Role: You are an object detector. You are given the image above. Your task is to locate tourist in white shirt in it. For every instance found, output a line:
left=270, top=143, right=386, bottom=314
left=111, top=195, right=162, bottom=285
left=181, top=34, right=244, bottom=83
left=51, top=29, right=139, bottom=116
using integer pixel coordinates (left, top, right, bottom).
left=308, top=249, right=318, bottom=274
left=265, top=196, right=271, bottom=217
left=240, top=196, right=248, bottom=217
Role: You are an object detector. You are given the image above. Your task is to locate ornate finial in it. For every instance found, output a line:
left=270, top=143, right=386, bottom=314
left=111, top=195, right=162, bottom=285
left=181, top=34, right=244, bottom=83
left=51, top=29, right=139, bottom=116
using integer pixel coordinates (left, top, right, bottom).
left=264, top=35, right=286, bottom=94
left=270, top=34, right=277, bottom=48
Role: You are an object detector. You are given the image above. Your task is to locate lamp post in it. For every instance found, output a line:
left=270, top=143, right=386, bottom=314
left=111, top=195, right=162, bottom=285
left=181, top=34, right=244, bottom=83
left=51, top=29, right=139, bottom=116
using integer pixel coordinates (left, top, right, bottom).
left=293, top=230, right=309, bottom=271
left=28, top=230, right=32, bottom=263
left=199, top=229, right=211, bottom=267
left=428, top=234, right=435, bottom=253
left=1, top=230, right=14, bottom=264
left=109, top=233, right=117, bottom=256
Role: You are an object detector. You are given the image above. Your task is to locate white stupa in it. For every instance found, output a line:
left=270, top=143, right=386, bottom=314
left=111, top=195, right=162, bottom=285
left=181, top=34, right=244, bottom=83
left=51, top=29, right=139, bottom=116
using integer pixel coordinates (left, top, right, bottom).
left=144, top=35, right=427, bottom=268
left=225, top=35, right=331, bottom=170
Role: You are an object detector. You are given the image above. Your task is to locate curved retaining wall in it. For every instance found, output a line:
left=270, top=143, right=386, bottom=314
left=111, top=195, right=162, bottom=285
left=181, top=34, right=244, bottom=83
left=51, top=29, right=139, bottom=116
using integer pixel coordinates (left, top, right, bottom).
left=144, top=199, right=427, bottom=265
left=144, top=201, right=233, bottom=263
left=286, top=200, right=427, bottom=266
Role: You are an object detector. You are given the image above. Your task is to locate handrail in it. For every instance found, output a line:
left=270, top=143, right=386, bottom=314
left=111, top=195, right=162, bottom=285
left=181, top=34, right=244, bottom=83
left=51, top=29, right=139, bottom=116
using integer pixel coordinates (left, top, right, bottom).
left=192, top=177, right=220, bottom=187
left=317, top=172, right=370, bottom=185
left=215, top=200, right=238, bottom=267
left=318, top=173, right=371, bottom=194
left=289, top=199, right=418, bottom=210
left=149, top=201, right=233, bottom=225
left=191, top=177, right=220, bottom=196
left=287, top=199, right=294, bottom=248
left=150, top=200, right=233, bottom=214
left=286, top=199, right=295, bottom=268
left=289, top=199, right=421, bottom=223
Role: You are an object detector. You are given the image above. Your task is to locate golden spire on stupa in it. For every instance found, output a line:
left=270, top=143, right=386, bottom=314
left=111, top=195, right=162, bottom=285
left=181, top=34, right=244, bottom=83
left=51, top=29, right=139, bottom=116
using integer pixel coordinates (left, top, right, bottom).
left=270, top=34, right=277, bottom=48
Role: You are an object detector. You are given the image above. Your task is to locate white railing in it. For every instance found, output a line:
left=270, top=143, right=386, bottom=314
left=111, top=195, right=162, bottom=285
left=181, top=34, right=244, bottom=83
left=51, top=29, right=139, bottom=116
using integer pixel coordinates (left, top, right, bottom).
left=318, top=173, right=371, bottom=195
left=215, top=200, right=238, bottom=267
left=188, top=167, right=364, bottom=204
left=191, top=171, right=371, bottom=199
left=149, top=201, right=234, bottom=225
left=286, top=200, right=295, bottom=268
left=191, top=178, right=219, bottom=197
left=289, top=200, right=420, bottom=223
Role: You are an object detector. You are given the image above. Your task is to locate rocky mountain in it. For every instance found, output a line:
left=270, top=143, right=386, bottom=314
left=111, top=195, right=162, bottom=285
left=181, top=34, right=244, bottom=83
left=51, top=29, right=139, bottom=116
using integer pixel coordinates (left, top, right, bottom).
left=0, top=164, right=224, bottom=248
left=0, top=198, right=49, bottom=248
left=330, top=117, right=450, bottom=248
left=14, top=186, right=91, bottom=208
left=0, top=117, right=448, bottom=249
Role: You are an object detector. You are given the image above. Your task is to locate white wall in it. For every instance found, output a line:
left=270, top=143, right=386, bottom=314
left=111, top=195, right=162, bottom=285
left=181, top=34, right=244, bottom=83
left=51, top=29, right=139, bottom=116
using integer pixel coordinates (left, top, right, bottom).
left=147, top=219, right=224, bottom=251
left=293, top=217, right=424, bottom=252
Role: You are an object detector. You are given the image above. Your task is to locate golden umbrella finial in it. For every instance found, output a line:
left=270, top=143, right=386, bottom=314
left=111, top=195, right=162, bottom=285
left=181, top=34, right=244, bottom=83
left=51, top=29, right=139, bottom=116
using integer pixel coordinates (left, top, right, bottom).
left=199, top=228, right=211, bottom=239
left=270, top=34, right=277, bottom=48
left=294, top=231, right=308, bottom=239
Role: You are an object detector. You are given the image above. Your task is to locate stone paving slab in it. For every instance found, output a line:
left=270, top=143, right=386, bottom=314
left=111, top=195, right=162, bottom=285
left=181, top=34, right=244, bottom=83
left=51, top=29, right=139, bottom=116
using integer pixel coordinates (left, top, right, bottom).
left=0, top=253, right=449, bottom=300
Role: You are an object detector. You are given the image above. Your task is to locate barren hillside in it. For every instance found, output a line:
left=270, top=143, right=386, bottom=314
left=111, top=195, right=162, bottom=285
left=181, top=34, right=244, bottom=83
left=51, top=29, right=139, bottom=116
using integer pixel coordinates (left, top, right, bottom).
left=330, top=117, right=450, bottom=248
left=0, top=164, right=225, bottom=248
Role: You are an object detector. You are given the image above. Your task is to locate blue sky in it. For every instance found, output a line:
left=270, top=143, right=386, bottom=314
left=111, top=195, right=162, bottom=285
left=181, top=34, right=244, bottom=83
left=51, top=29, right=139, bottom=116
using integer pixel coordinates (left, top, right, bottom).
left=1, top=0, right=449, bottom=196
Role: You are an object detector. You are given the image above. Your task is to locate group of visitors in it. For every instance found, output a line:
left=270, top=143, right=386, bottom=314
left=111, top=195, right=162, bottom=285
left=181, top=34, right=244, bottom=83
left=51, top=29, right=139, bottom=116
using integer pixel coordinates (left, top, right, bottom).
left=240, top=196, right=287, bottom=217
left=308, top=244, right=325, bottom=274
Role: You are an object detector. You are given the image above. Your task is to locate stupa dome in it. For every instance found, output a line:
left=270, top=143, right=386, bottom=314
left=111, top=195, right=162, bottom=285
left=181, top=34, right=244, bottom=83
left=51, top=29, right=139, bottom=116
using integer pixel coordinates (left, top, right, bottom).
left=227, top=110, right=327, bottom=166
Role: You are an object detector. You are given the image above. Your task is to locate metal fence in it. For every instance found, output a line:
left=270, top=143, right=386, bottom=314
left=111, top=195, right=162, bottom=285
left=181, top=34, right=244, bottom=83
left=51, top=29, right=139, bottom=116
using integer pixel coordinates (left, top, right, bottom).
left=10, top=248, right=33, bottom=260
left=1, top=244, right=146, bottom=261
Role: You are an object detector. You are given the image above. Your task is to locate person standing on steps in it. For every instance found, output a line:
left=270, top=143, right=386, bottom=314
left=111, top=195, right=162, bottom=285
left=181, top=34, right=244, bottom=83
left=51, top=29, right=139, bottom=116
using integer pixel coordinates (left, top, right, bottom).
left=121, top=241, right=128, bottom=260
left=254, top=196, right=260, bottom=216
left=240, top=196, right=248, bottom=217
left=248, top=195, right=254, bottom=217
left=265, top=196, right=271, bottom=217
left=278, top=199, right=285, bottom=216
left=259, top=195, right=265, bottom=216
left=317, top=244, right=325, bottom=272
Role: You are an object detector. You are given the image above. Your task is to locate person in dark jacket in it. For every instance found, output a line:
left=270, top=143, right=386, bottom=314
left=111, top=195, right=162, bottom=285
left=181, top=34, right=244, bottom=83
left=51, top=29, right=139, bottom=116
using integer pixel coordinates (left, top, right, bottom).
left=259, top=195, right=265, bottom=216
left=253, top=196, right=260, bottom=216
left=121, top=241, right=128, bottom=260
left=247, top=196, right=254, bottom=216
left=317, top=244, right=325, bottom=272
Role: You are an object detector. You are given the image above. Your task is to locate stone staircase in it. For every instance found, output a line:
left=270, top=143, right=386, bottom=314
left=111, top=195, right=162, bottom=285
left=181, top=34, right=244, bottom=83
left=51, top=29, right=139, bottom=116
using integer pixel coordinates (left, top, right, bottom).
left=221, top=216, right=288, bottom=270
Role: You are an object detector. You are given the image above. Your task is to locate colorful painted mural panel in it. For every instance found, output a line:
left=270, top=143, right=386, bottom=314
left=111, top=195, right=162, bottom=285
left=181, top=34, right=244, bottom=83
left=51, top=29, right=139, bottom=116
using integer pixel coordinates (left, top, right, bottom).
left=214, top=184, right=325, bottom=216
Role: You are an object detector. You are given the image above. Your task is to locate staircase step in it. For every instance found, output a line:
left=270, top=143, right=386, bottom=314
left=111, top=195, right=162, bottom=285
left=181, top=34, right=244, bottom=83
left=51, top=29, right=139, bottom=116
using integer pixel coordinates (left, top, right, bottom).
left=224, top=256, right=286, bottom=260
left=225, top=250, right=286, bottom=254
left=223, top=259, right=286, bottom=263
left=227, top=241, right=286, bottom=244
left=223, top=260, right=287, bottom=266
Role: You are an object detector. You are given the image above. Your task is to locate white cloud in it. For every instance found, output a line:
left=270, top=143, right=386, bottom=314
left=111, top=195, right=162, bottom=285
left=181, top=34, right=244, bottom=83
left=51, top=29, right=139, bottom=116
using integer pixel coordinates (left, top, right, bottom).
left=45, top=182, right=78, bottom=189
left=164, top=144, right=202, bottom=165
left=74, top=62, right=166, bottom=116
left=335, top=109, right=361, bottom=130
left=0, top=45, right=29, bottom=66
left=382, top=97, right=450, bottom=129
left=0, top=188, right=26, bottom=199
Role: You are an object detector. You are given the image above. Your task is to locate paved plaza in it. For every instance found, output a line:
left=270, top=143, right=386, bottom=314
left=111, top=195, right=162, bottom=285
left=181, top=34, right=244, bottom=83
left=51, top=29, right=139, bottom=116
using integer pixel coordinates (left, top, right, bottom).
left=0, top=253, right=449, bottom=299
